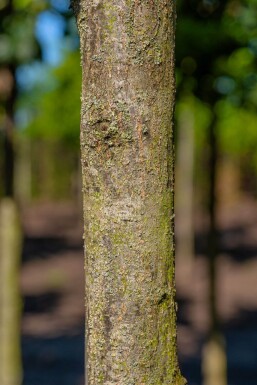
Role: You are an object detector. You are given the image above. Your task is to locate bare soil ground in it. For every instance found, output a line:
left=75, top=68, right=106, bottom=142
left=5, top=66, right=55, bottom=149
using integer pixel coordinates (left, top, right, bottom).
left=20, top=198, right=257, bottom=385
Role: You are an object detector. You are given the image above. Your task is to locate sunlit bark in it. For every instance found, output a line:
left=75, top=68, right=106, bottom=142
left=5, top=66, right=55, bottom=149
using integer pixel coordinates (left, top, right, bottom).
left=73, top=1, right=186, bottom=384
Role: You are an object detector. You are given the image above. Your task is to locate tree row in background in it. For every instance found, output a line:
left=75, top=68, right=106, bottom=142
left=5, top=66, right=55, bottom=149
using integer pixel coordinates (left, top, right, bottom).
left=7, top=0, right=256, bottom=203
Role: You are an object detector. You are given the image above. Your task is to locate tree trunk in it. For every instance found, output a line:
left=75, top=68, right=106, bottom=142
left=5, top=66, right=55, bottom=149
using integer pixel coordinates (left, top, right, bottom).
left=0, top=199, right=22, bottom=385
left=0, top=53, right=22, bottom=385
left=15, top=136, right=32, bottom=206
left=2, top=64, right=16, bottom=198
left=73, top=1, right=186, bottom=384
left=202, top=117, right=227, bottom=385
left=175, top=106, right=195, bottom=274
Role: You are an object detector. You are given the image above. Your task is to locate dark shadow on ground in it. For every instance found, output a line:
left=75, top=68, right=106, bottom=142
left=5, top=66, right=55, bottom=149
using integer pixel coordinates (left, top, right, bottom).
left=20, top=201, right=257, bottom=385
left=22, top=331, right=84, bottom=385
left=224, top=307, right=257, bottom=385
left=23, top=292, right=62, bottom=314
left=195, top=223, right=257, bottom=263
left=226, top=328, right=257, bottom=385
left=177, top=295, right=257, bottom=385
left=22, top=236, right=83, bottom=262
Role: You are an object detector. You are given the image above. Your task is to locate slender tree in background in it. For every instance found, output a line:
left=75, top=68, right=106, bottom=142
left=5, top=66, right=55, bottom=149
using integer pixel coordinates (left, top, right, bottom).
left=0, top=62, right=21, bottom=381
left=175, top=105, right=195, bottom=274
left=72, top=1, right=186, bottom=384
left=0, top=2, right=45, bottom=383
left=0, top=200, right=22, bottom=385
left=202, top=115, right=227, bottom=385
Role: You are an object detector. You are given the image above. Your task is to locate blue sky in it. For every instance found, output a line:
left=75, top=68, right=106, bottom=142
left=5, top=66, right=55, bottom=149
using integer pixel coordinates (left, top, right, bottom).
left=36, top=10, right=66, bottom=66
left=16, top=1, right=75, bottom=126
left=17, top=3, right=78, bottom=92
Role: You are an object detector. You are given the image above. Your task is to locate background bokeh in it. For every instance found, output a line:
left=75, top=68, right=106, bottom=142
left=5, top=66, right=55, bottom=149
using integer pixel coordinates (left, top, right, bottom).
left=0, top=1, right=257, bottom=385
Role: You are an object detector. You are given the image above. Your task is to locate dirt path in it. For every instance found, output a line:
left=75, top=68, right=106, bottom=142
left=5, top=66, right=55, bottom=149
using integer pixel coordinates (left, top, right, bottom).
left=20, top=199, right=257, bottom=385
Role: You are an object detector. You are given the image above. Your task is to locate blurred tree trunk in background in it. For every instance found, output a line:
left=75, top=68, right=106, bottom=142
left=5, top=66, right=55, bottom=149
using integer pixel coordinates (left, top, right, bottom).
left=0, top=92, right=23, bottom=385
left=0, top=5, right=22, bottom=385
left=202, top=117, right=227, bottom=385
left=0, top=72, right=22, bottom=385
left=0, top=199, right=22, bottom=385
left=15, top=136, right=32, bottom=205
left=176, top=107, right=195, bottom=274
left=73, top=1, right=186, bottom=384
left=2, top=64, right=16, bottom=199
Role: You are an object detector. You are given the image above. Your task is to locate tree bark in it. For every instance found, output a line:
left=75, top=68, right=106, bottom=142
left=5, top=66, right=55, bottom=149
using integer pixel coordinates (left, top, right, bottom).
left=0, top=199, right=22, bottom=385
left=73, top=1, right=185, bottom=384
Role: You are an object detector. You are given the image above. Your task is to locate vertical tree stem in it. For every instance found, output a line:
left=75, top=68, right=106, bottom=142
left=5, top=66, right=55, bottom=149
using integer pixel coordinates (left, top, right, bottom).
left=74, top=1, right=186, bottom=384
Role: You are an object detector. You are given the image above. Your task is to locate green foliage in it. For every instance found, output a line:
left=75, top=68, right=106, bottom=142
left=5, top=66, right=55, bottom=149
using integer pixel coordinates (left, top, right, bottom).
left=176, top=0, right=257, bottom=181
left=2, top=0, right=254, bottom=199
left=0, top=1, right=47, bottom=65
left=24, top=50, right=81, bottom=148
left=13, top=0, right=46, bottom=11
left=217, top=101, right=257, bottom=170
left=0, top=14, right=39, bottom=64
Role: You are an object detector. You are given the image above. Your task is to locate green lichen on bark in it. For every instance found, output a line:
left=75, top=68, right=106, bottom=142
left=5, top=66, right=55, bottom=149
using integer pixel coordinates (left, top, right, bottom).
left=74, top=1, right=186, bottom=384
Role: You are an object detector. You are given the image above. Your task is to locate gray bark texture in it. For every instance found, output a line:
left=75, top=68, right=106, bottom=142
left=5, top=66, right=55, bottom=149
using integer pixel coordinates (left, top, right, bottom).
left=73, top=1, right=186, bottom=384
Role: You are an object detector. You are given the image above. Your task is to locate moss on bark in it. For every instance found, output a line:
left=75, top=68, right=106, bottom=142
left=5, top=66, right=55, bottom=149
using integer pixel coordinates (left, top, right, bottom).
left=74, top=1, right=186, bottom=384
